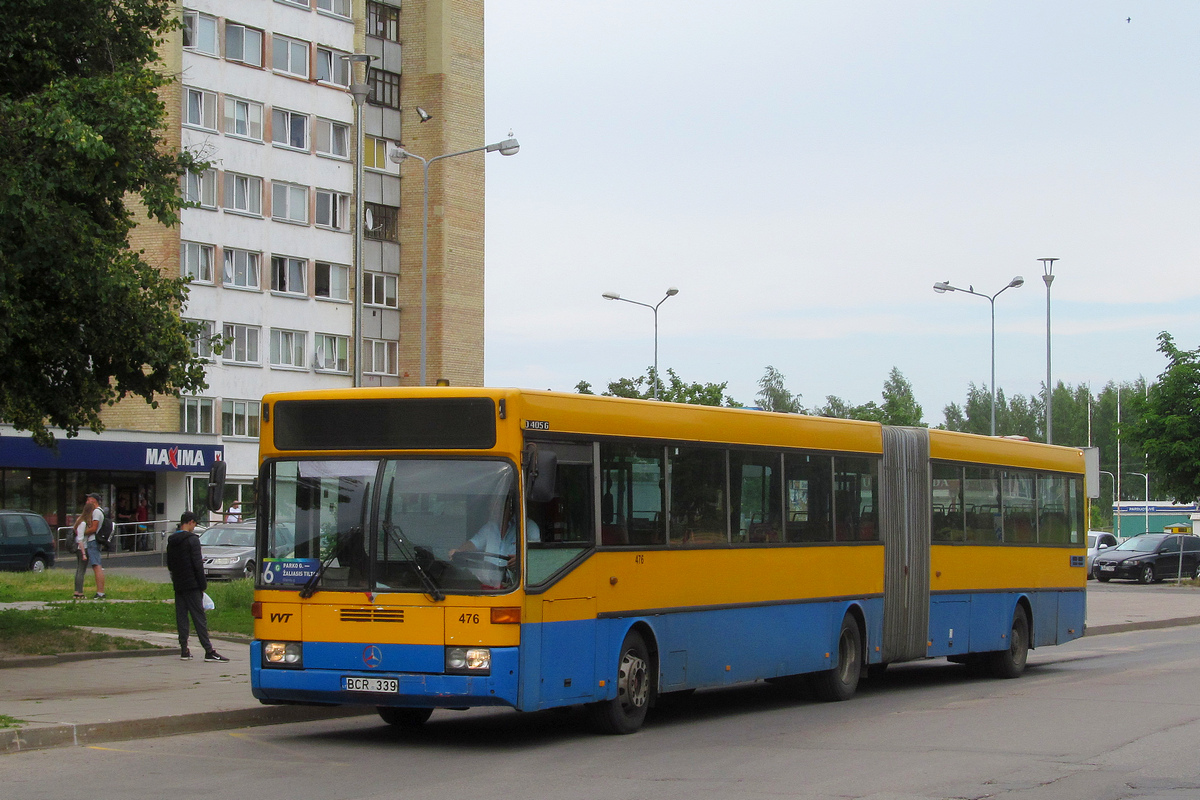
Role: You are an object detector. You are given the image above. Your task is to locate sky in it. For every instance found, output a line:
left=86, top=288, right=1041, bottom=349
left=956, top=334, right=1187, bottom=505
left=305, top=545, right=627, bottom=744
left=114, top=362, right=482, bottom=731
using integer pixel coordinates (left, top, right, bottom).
left=480, top=1, right=1200, bottom=422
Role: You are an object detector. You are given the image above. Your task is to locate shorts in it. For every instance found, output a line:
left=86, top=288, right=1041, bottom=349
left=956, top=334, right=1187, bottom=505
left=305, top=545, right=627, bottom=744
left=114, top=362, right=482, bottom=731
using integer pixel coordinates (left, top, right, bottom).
left=85, top=540, right=103, bottom=565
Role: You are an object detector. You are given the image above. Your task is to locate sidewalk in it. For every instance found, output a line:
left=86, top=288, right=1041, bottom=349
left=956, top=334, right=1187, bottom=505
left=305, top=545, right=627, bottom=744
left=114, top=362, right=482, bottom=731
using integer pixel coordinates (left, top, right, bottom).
left=2, top=586, right=1198, bottom=754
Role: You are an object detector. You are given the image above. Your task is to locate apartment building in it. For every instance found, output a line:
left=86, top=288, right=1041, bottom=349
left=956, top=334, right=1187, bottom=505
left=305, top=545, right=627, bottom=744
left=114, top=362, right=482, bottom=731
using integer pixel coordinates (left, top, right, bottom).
left=0, top=0, right=486, bottom=534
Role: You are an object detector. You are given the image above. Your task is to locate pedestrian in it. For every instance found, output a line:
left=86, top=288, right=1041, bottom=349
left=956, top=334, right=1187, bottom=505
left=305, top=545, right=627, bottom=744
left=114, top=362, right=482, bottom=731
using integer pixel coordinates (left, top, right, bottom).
left=224, top=501, right=242, bottom=523
left=166, top=511, right=229, bottom=662
left=72, top=501, right=90, bottom=599
left=82, top=493, right=106, bottom=599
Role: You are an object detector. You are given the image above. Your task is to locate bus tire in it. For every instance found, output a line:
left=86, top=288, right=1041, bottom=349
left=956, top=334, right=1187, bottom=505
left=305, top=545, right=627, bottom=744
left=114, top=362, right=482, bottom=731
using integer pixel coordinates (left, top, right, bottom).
left=988, top=607, right=1029, bottom=679
left=589, top=629, right=651, bottom=734
left=377, top=706, right=433, bottom=728
left=811, top=614, right=862, bottom=702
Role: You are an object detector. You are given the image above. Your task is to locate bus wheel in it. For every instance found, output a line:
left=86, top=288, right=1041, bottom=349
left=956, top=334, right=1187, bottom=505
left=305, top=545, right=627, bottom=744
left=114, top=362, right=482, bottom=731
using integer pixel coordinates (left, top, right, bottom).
left=377, top=706, right=433, bottom=728
left=811, top=614, right=862, bottom=702
left=589, top=629, right=651, bottom=734
left=988, top=608, right=1029, bottom=679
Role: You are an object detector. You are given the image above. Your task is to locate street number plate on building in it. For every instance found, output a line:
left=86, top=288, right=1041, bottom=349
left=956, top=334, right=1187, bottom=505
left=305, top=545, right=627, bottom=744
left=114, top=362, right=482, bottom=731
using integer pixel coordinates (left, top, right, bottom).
left=343, top=677, right=398, bottom=693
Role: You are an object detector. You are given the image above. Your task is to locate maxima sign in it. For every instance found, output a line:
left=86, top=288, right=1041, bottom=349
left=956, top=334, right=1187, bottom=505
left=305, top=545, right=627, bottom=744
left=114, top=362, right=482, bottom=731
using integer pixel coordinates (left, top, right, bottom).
left=0, top=437, right=224, bottom=473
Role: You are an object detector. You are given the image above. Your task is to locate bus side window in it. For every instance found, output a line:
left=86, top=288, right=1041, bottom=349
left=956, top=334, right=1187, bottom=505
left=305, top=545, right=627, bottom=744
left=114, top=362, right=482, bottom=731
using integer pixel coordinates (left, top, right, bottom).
left=529, top=461, right=594, bottom=545
left=600, top=443, right=665, bottom=546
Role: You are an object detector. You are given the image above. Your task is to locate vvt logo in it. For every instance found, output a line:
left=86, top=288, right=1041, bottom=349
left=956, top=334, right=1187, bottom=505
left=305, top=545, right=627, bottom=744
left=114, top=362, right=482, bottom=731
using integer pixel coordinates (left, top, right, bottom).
left=145, top=447, right=207, bottom=469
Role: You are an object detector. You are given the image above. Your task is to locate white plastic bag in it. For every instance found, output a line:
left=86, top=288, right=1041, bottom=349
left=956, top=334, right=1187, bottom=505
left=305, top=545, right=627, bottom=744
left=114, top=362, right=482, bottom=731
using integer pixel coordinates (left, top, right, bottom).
left=202, top=592, right=215, bottom=611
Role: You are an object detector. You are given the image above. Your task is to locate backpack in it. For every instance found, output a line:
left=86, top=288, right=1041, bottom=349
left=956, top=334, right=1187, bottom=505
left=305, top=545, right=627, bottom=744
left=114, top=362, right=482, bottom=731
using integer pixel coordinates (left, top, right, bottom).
left=95, top=508, right=114, bottom=550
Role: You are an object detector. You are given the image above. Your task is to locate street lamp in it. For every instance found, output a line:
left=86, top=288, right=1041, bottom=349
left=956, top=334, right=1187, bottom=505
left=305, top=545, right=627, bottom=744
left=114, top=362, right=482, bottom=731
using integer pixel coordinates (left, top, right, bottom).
left=1128, top=472, right=1150, bottom=537
left=1039, top=258, right=1058, bottom=443
left=1099, top=470, right=1118, bottom=539
left=601, top=288, right=679, bottom=399
left=391, top=136, right=520, bottom=386
left=342, top=52, right=377, bottom=387
left=933, top=276, right=1024, bottom=436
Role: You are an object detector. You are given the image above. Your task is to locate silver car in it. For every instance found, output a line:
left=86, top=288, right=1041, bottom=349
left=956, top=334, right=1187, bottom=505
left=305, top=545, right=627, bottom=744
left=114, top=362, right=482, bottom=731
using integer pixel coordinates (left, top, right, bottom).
left=1087, top=531, right=1119, bottom=579
left=200, top=522, right=257, bottom=580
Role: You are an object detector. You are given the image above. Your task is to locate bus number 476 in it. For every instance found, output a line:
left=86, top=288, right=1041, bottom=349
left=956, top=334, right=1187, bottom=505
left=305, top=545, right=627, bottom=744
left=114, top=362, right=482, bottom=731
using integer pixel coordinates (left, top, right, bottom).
left=459, top=613, right=480, bottom=624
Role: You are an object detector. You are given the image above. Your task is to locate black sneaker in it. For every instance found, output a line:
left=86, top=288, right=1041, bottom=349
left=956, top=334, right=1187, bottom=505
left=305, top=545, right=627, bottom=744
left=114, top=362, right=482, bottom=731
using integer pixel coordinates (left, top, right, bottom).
left=181, top=651, right=193, bottom=660
left=204, top=651, right=230, bottom=663
left=93, top=593, right=106, bottom=599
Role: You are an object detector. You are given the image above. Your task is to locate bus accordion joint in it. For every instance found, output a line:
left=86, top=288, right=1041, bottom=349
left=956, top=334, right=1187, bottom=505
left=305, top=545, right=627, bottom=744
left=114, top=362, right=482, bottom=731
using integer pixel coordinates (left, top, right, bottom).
left=491, top=607, right=521, bottom=624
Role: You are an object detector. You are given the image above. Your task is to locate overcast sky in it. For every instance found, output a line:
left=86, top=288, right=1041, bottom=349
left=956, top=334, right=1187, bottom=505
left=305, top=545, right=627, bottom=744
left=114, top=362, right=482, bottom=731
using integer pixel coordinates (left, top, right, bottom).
left=481, top=2, right=1200, bottom=421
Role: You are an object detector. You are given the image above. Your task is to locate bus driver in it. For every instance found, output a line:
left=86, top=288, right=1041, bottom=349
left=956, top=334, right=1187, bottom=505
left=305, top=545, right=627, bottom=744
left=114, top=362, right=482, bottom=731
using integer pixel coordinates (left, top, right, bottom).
left=449, top=494, right=540, bottom=584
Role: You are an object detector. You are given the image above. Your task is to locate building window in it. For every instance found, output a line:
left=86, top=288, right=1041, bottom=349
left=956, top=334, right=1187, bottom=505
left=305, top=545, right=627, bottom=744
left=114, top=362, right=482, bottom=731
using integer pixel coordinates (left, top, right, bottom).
left=183, top=11, right=218, bottom=55
left=364, top=338, right=399, bottom=376
left=271, top=108, right=308, bottom=151
left=363, top=202, right=398, bottom=242
left=183, top=87, right=217, bottom=130
left=222, top=399, right=261, bottom=438
left=222, top=323, right=261, bottom=365
left=181, top=242, right=215, bottom=283
left=314, top=333, right=349, bottom=372
left=315, top=190, right=348, bottom=230
left=272, top=182, right=309, bottom=224
left=363, top=135, right=390, bottom=170
left=270, top=329, right=306, bottom=369
left=224, top=173, right=262, bottom=216
left=182, top=169, right=217, bottom=208
left=223, top=248, right=260, bottom=289
left=272, top=35, right=309, bottom=78
left=317, top=0, right=351, bottom=18
left=367, top=69, right=401, bottom=109
left=181, top=397, right=215, bottom=434
left=316, top=48, right=350, bottom=86
left=270, top=255, right=307, bottom=295
left=224, top=23, right=263, bottom=67
left=316, top=118, right=349, bottom=158
left=362, top=271, right=398, bottom=307
left=223, top=96, right=263, bottom=141
left=367, top=1, right=400, bottom=42
left=276, top=0, right=309, bottom=8
left=315, top=262, right=349, bottom=301
left=186, top=319, right=217, bottom=361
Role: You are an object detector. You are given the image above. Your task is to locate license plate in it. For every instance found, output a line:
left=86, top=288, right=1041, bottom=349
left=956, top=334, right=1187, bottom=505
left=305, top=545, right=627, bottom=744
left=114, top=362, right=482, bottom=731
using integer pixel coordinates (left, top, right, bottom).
left=1100, top=564, right=1115, bottom=572
left=343, top=676, right=398, bottom=693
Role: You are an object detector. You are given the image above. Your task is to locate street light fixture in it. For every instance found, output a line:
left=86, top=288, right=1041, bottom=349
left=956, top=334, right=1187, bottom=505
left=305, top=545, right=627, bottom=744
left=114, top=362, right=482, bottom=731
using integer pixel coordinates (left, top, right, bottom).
left=601, top=287, right=679, bottom=399
left=391, top=135, right=520, bottom=386
left=933, top=276, right=1024, bottom=436
left=1039, top=258, right=1059, bottom=444
left=342, top=52, right=377, bottom=387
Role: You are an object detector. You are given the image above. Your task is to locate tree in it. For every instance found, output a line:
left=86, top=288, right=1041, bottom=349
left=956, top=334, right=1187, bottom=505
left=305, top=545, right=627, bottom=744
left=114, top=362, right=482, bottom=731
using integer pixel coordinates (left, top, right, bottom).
left=592, top=367, right=741, bottom=407
left=879, top=367, right=924, bottom=426
left=1131, top=333, right=1200, bottom=503
left=0, top=0, right=209, bottom=445
left=755, top=366, right=803, bottom=413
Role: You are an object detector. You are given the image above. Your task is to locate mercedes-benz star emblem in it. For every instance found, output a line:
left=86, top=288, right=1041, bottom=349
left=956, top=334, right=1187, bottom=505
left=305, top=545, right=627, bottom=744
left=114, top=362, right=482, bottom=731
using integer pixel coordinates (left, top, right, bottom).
left=362, top=645, right=383, bottom=669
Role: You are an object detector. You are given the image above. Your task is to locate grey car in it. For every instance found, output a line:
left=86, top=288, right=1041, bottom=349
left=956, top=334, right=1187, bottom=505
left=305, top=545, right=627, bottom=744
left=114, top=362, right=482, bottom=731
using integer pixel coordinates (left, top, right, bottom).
left=0, top=509, right=57, bottom=573
left=199, top=522, right=257, bottom=580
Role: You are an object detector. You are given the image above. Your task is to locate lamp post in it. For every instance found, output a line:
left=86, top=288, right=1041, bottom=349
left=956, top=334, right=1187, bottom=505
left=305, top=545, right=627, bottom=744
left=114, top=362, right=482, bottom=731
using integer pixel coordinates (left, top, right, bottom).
left=933, top=276, right=1024, bottom=436
left=1039, top=258, right=1059, bottom=443
left=1128, top=472, right=1150, bottom=537
left=601, top=288, right=679, bottom=399
left=391, top=136, right=520, bottom=386
left=1099, top=470, right=1117, bottom=538
left=343, top=53, right=376, bottom=387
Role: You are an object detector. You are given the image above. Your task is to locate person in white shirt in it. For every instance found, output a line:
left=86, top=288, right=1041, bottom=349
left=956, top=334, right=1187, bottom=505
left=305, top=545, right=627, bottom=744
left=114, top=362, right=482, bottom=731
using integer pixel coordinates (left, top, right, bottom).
left=224, top=501, right=242, bottom=523
left=449, top=495, right=539, bottom=585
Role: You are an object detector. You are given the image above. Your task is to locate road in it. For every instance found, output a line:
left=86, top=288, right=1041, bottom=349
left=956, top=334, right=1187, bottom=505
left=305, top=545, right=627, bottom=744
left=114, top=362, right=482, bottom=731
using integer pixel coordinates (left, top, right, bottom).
left=6, top=625, right=1200, bottom=800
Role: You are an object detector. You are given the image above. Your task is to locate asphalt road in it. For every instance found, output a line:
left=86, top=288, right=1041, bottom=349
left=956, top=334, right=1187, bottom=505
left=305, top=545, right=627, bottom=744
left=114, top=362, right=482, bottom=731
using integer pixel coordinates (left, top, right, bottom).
left=7, top=625, right=1200, bottom=800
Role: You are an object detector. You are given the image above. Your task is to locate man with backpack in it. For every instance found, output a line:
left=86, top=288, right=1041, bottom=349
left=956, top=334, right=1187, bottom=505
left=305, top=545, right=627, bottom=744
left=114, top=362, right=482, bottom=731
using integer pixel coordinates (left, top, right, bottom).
left=83, top=493, right=107, bottom=599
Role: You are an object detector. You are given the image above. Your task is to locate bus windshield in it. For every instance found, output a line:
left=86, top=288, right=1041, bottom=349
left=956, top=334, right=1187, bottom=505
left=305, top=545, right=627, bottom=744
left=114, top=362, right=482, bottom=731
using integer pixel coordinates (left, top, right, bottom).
left=262, top=458, right=521, bottom=595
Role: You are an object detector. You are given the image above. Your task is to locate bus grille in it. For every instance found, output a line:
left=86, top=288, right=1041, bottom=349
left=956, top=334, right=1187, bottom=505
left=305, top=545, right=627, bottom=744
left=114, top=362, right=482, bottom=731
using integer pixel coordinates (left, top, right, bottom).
left=339, top=608, right=405, bottom=623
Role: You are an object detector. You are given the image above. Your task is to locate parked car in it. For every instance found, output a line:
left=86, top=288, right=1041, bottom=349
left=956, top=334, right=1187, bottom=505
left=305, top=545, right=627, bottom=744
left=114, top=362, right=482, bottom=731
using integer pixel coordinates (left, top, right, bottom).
left=0, top=509, right=57, bottom=573
left=1087, top=531, right=1119, bottom=578
left=1092, top=533, right=1200, bottom=584
left=199, top=522, right=257, bottom=580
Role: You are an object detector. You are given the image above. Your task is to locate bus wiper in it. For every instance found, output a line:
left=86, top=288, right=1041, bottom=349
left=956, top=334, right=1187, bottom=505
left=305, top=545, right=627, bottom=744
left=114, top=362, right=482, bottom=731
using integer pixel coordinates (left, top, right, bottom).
left=298, top=527, right=354, bottom=599
left=381, top=520, right=444, bottom=602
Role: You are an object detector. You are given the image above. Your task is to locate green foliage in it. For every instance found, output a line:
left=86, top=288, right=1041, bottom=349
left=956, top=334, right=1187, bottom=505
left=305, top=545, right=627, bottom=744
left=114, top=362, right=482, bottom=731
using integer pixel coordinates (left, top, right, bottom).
left=0, top=0, right=210, bottom=446
left=1131, top=333, right=1200, bottom=504
left=811, top=368, right=924, bottom=426
left=601, top=367, right=742, bottom=407
left=755, top=366, right=803, bottom=413
left=574, top=380, right=595, bottom=395
left=0, top=608, right=163, bottom=655
left=0, top=570, right=172, bottom=602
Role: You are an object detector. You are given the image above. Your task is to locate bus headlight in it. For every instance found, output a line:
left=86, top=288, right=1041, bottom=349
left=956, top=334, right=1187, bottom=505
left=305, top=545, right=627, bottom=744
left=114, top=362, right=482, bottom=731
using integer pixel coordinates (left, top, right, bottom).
left=263, top=641, right=303, bottom=668
left=445, top=646, right=491, bottom=675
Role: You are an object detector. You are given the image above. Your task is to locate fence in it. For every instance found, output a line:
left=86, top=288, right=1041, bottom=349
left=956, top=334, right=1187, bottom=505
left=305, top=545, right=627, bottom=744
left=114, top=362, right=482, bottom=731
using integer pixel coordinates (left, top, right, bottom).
left=56, top=519, right=181, bottom=555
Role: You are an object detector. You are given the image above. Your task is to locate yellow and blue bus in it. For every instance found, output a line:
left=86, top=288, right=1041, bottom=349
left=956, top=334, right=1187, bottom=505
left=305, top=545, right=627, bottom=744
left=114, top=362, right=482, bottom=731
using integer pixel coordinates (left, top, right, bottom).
left=240, top=388, right=1089, bottom=734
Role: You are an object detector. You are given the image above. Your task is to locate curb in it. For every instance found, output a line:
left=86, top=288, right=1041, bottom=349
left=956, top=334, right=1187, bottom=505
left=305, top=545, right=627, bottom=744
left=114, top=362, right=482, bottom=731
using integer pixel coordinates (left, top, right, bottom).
left=1, top=704, right=376, bottom=754
left=1085, top=615, right=1200, bottom=637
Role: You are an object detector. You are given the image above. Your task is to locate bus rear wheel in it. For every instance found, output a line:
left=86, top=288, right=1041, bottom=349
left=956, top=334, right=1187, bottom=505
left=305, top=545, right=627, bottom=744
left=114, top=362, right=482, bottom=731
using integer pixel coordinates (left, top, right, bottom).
left=589, top=629, right=651, bottom=734
left=811, top=614, right=862, bottom=702
left=988, top=607, right=1029, bottom=679
left=377, top=706, right=433, bottom=728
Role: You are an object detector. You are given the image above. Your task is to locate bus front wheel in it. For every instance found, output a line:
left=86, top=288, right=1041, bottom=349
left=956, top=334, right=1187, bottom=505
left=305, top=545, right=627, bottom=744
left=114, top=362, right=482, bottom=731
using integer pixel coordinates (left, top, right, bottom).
left=811, top=614, right=862, bottom=702
left=589, top=629, right=651, bottom=734
left=377, top=706, right=433, bottom=728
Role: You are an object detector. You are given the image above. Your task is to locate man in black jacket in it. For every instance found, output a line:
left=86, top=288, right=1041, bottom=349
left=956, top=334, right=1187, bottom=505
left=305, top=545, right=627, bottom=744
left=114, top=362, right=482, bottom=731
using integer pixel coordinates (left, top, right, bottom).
left=166, top=511, right=229, bottom=662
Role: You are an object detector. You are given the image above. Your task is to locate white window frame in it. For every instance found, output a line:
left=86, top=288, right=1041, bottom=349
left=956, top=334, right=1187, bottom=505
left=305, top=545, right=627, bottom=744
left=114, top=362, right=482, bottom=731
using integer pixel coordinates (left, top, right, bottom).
left=221, top=323, right=261, bottom=365
left=181, top=242, right=215, bottom=284
left=223, top=96, right=263, bottom=141
left=183, top=87, right=218, bottom=130
left=272, top=182, right=309, bottom=224
left=315, top=118, right=350, bottom=159
left=270, top=255, right=307, bottom=295
left=181, top=396, right=215, bottom=434
left=269, top=328, right=307, bottom=369
left=182, top=169, right=217, bottom=209
left=271, top=108, right=308, bottom=151
left=364, top=339, right=399, bottom=376
left=315, top=262, right=349, bottom=301
left=314, top=333, right=349, bottom=373
left=315, top=189, right=348, bottom=230
left=221, top=399, right=261, bottom=438
left=316, top=47, right=351, bottom=87
left=362, top=271, right=398, bottom=308
left=224, top=22, right=264, bottom=67
left=223, top=172, right=262, bottom=216
left=317, top=0, right=351, bottom=19
left=222, top=248, right=260, bottom=290
left=185, top=319, right=217, bottom=361
left=272, top=34, right=309, bottom=78
left=183, top=11, right=218, bottom=55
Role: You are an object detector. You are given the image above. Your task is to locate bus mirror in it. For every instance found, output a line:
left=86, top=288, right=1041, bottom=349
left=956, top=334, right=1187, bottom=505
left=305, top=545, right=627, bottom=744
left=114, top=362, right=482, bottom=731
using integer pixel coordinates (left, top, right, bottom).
left=523, top=445, right=557, bottom=503
left=207, top=461, right=227, bottom=512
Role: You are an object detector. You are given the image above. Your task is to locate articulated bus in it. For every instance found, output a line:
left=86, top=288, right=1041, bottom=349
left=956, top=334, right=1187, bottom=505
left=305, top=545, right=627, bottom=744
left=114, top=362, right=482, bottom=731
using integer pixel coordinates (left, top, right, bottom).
left=239, top=388, right=1089, bottom=734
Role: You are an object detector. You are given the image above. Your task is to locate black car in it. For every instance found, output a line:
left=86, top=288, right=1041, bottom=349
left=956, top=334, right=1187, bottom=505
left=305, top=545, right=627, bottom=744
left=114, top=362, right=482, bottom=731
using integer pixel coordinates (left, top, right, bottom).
left=0, top=509, right=57, bottom=573
left=1092, top=533, right=1200, bottom=584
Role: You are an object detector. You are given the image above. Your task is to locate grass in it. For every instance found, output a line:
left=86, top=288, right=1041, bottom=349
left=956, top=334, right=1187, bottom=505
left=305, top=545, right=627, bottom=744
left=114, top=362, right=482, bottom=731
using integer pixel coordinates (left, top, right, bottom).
left=0, top=570, right=172, bottom=602
left=0, top=715, right=25, bottom=729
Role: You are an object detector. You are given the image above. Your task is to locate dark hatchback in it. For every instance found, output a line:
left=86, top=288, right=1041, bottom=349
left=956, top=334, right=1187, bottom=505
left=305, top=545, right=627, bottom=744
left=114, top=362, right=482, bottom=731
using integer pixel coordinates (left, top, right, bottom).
left=0, top=509, right=57, bottom=573
left=1092, top=533, right=1200, bottom=584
